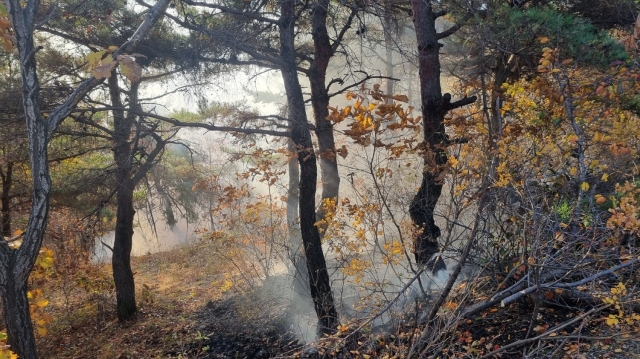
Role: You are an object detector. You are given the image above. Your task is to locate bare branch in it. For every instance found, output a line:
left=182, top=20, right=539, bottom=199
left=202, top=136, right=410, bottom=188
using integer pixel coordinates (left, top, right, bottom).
left=436, top=11, right=472, bottom=40
left=46, top=0, right=172, bottom=140
left=181, top=0, right=281, bottom=25
left=500, top=259, right=639, bottom=307
left=325, top=74, right=399, bottom=99
left=331, top=6, right=359, bottom=54
left=128, top=109, right=291, bottom=137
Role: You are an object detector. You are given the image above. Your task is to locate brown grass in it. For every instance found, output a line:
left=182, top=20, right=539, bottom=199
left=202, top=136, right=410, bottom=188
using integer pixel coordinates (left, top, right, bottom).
left=37, top=240, right=239, bottom=359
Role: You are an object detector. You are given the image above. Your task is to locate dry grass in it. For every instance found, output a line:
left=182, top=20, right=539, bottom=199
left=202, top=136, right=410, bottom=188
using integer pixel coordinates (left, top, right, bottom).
left=37, top=240, right=240, bottom=359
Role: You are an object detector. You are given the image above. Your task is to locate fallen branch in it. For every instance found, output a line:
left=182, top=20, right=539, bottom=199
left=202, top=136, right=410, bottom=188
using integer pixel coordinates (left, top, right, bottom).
left=500, top=260, right=638, bottom=307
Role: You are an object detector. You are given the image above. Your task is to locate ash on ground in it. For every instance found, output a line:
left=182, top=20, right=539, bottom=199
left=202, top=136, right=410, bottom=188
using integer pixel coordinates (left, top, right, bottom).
left=194, top=286, right=305, bottom=359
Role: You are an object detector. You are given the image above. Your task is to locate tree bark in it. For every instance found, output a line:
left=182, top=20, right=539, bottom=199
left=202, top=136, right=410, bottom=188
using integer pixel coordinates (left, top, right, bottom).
left=109, top=74, right=138, bottom=321
left=280, top=0, right=338, bottom=333
left=1, top=2, right=52, bottom=357
left=309, top=0, right=339, bottom=234
left=384, top=13, right=396, bottom=103
left=1, top=162, right=13, bottom=237
left=2, top=269, right=38, bottom=359
left=410, top=0, right=445, bottom=268
left=409, top=0, right=475, bottom=271
left=112, top=183, right=137, bottom=320
left=286, top=139, right=307, bottom=293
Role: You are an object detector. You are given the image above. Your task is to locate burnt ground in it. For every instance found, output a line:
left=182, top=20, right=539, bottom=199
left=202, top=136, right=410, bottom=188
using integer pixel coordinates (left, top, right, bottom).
left=186, top=288, right=640, bottom=359
left=192, top=291, right=304, bottom=359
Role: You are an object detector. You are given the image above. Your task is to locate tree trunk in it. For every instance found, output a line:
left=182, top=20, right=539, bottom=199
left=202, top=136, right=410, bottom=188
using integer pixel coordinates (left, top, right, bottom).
left=112, top=184, right=137, bottom=320
left=384, top=13, right=395, bottom=103
left=1, top=162, right=13, bottom=237
left=409, top=0, right=475, bottom=271
left=280, top=0, right=338, bottom=333
left=309, top=0, right=339, bottom=235
left=1, top=2, right=54, bottom=358
left=489, top=52, right=510, bottom=145
left=287, top=138, right=307, bottom=293
left=109, top=74, right=137, bottom=321
left=154, top=173, right=177, bottom=227
left=410, top=0, right=445, bottom=269
left=1, top=270, right=38, bottom=359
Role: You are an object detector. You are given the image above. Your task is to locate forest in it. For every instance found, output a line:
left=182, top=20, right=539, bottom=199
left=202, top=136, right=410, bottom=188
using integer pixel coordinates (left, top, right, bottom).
left=1, top=0, right=640, bottom=358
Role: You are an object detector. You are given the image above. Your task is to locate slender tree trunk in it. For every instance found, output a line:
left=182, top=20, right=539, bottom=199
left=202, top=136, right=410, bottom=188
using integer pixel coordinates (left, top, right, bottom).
left=280, top=0, right=338, bottom=333
left=1, top=162, right=13, bottom=237
left=287, top=138, right=307, bottom=293
left=410, top=0, right=475, bottom=271
left=309, top=0, right=339, bottom=234
left=112, top=183, right=137, bottom=320
left=489, top=52, right=509, bottom=145
left=384, top=13, right=395, bottom=103
left=1, top=2, right=53, bottom=357
left=2, top=265, right=38, bottom=359
left=109, top=74, right=138, bottom=321
left=410, top=0, right=445, bottom=268
left=154, top=173, right=176, bottom=227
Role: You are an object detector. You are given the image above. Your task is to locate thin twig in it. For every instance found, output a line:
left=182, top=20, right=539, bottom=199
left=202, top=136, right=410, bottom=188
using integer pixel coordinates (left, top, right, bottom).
left=342, top=268, right=425, bottom=343
left=478, top=306, right=606, bottom=359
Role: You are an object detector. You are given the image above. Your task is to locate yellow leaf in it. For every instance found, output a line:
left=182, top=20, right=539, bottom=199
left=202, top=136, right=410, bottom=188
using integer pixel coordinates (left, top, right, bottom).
left=581, top=182, right=590, bottom=191
left=550, top=68, right=561, bottom=73
left=541, top=59, right=551, bottom=67
left=538, top=36, right=549, bottom=44
left=601, top=173, right=609, bottom=182
left=118, top=55, right=142, bottom=82
left=86, top=50, right=107, bottom=68
left=606, top=315, right=619, bottom=326
left=36, top=299, right=49, bottom=308
left=566, top=134, right=579, bottom=143
left=569, top=167, right=578, bottom=176
left=37, top=256, right=54, bottom=269
left=36, top=327, right=47, bottom=336
left=0, top=350, right=18, bottom=359
left=92, top=56, right=116, bottom=79
left=108, top=45, right=119, bottom=52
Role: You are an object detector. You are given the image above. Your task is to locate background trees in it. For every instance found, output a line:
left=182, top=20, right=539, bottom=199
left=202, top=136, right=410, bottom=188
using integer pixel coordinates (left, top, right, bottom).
left=2, top=0, right=640, bottom=358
